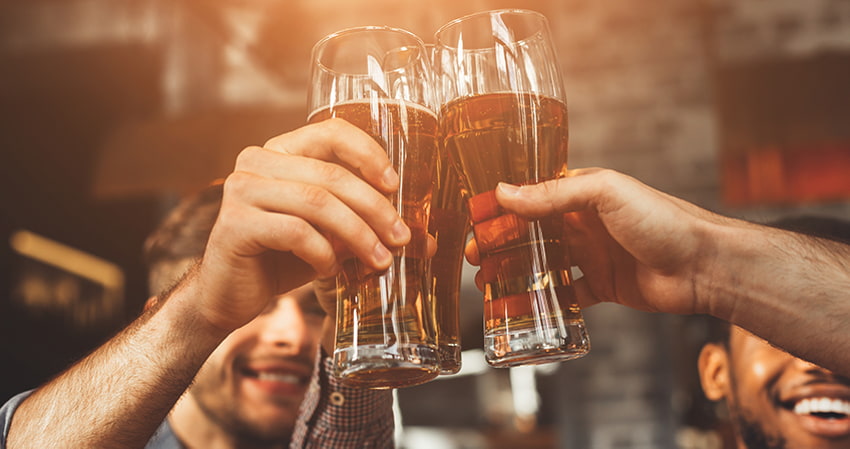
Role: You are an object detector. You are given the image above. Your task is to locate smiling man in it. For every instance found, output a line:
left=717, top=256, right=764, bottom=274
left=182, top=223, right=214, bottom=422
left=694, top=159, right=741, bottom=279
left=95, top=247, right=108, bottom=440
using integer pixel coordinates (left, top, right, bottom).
left=698, top=216, right=850, bottom=449
left=700, top=323, right=850, bottom=449
left=141, top=184, right=324, bottom=448
left=154, top=285, right=323, bottom=448
left=139, top=182, right=392, bottom=449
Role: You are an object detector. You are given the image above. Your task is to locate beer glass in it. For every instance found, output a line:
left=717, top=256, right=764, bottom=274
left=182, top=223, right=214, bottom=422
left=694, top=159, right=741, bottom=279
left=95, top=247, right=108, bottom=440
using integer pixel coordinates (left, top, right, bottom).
left=434, top=9, right=590, bottom=367
left=308, top=26, right=440, bottom=388
left=429, top=142, right=469, bottom=374
left=424, top=43, right=467, bottom=375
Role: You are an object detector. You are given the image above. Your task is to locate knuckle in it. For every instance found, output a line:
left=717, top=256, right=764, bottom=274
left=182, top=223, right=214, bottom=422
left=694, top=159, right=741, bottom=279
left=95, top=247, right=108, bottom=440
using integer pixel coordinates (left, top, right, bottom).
left=594, top=168, right=618, bottom=185
left=281, top=217, right=312, bottom=241
left=222, top=172, right=252, bottom=197
left=314, top=161, right=346, bottom=185
left=263, top=133, right=285, bottom=149
left=234, top=146, right=263, bottom=168
left=211, top=198, right=244, bottom=235
left=324, top=116, right=352, bottom=131
left=298, top=184, right=333, bottom=209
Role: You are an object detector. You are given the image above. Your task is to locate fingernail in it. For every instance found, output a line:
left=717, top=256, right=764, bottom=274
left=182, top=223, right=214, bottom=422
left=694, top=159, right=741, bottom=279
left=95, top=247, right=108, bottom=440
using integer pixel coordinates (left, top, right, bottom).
left=498, top=182, right=521, bottom=196
left=373, top=243, right=392, bottom=267
left=392, top=219, right=411, bottom=244
left=382, top=167, right=400, bottom=189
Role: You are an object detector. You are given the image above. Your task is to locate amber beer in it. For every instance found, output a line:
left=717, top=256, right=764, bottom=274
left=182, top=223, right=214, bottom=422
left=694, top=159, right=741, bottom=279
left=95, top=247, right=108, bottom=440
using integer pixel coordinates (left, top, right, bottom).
left=309, top=99, right=439, bottom=388
left=441, top=91, right=589, bottom=367
left=428, top=148, right=469, bottom=374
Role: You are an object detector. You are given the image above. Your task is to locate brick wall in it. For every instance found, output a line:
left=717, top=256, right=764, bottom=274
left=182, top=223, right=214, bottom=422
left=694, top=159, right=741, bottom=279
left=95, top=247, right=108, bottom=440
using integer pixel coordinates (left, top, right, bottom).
left=536, top=1, right=850, bottom=448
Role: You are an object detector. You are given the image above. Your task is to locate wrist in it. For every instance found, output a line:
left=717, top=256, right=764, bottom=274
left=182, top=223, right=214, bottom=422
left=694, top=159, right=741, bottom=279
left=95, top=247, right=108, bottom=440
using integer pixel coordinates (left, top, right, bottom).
left=693, top=217, right=774, bottom=322
left=154, top=267, right=232, bottom=345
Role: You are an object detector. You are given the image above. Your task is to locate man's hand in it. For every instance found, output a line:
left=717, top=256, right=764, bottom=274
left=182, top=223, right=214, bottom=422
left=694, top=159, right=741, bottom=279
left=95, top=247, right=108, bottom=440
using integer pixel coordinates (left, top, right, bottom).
left=466, top=168, right=735, bottom=316
left=192, top=118, right=411, bottom=333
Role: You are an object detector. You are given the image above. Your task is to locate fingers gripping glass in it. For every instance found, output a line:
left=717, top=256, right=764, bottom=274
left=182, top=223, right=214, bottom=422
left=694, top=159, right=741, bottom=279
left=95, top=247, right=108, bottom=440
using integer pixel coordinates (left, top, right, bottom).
left=308, top=26, right=440, bottom=388
left=434, top=9, right=590, bottom=367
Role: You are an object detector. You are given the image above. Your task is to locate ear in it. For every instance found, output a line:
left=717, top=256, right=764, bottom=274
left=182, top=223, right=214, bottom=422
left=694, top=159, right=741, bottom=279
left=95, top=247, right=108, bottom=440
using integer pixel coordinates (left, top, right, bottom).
left=698, top=343, right=731, bottom=401
left=143, top=296, right=158, bottom=313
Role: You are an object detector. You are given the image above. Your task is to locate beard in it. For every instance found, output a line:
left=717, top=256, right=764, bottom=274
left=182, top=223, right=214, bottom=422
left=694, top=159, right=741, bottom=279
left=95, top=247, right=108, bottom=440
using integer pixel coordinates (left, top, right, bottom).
left=728, top=400, right=786, bottom=449
left=189, top=379, right=295, bottom=445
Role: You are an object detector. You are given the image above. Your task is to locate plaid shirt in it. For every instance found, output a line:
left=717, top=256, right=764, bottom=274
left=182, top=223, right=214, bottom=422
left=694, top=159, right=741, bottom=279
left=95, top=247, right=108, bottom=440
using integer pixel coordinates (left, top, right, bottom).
left=291, top=350, right=395, bottom=449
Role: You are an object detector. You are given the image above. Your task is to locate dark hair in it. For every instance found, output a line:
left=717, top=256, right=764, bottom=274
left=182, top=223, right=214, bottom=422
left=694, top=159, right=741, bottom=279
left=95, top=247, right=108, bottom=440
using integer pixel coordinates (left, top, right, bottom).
left=143, top=182, right=224, bottom=295
left=703, top=214, right=850, bottom=345
left=702, top=315, right=731, bottom=346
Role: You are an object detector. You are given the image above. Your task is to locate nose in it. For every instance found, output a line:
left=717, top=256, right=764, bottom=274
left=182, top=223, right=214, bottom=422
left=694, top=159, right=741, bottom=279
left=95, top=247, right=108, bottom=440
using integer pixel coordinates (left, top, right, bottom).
left=258, top=299, right=314, bottom=354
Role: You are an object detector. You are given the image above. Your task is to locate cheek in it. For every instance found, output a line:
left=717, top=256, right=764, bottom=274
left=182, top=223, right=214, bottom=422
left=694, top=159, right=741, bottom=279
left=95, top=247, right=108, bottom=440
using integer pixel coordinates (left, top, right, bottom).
left=196, top=349, right=232, bottom=383
left=190, top=355, right=231, bottom=404
left=749, top=359, right=769, bottom=380
left=306, top=318, right=325, bottom=339
left=224, top=325, right=262, bottom=350
left=733, top=353, right=785, bottom=399
left=202, top=333, right=253, bottom=376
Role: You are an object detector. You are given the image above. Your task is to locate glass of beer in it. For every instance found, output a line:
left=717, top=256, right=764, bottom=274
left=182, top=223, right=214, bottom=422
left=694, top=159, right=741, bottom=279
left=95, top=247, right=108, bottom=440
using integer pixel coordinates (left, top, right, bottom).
left=434, top=9, right=590, bottom=367
left=424, top=43, right=467, bottom=375
left=429, top=141, right=470, bottom=375
left=308, top=26, right=440, bottom=388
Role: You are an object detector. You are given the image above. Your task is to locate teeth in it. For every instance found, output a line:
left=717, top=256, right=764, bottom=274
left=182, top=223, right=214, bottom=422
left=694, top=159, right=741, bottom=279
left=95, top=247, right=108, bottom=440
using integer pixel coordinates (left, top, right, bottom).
left=256, top=372, right=301, bottom=384
left=794, top=397, right=850, bottom=416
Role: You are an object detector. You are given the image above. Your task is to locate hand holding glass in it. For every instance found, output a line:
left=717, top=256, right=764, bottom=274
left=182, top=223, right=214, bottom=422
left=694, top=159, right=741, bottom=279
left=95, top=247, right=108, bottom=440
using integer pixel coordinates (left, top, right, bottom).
left=308, top=26, right=440, bottom=388
left=434, top=9, right=590, bottom=367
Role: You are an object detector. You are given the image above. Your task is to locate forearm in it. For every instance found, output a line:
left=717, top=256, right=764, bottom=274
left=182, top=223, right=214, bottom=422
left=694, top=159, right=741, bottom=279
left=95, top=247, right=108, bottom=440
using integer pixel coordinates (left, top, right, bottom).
left=700, top=219, right=850, bottom=374
left=7, top=273, right=228, bottom=449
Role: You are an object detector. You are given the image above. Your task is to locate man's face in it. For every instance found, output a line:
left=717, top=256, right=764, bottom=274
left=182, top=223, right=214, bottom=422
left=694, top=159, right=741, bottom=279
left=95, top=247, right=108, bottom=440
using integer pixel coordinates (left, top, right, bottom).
left=700, top=326, right=850, bottom=449
left=187, top=284, right=325, bottom=443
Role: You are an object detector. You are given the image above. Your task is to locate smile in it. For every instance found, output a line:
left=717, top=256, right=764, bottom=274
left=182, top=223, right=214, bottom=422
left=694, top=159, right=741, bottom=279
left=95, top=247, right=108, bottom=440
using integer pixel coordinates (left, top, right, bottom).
left=241, top=367, right=310, bottom=396
left=779, top=395, right=850, bottom=439
left=254, top=371, right=304, bottom=385
left=793, top=397, right=850, bottom=419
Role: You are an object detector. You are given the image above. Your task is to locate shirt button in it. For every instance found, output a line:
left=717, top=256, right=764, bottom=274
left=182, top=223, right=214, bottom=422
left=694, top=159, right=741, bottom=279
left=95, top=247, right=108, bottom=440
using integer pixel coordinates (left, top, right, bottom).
left=330, top=391, right=345, bottom=406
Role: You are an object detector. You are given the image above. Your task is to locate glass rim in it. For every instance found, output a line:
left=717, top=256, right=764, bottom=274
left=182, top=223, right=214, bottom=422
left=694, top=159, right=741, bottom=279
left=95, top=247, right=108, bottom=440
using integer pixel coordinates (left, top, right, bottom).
left=434, top=8, right=548, bottom=46
left=311, top=25, right=427, bottom=75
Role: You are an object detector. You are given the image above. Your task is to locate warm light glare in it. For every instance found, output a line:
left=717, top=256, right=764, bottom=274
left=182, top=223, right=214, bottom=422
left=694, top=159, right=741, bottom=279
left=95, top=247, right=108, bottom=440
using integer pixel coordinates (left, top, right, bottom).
left=10, top=229, right=124, bottom=290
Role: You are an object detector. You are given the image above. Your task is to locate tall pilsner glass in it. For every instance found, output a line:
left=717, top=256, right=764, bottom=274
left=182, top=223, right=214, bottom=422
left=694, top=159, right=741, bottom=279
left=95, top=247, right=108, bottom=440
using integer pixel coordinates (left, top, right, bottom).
left=425, top=44, right=468, bottom=375
left=434, top=9, right=590, bottom=367
left=429, top=140, right=469, bottom=374
left=308, top=27, right=440, bottom=388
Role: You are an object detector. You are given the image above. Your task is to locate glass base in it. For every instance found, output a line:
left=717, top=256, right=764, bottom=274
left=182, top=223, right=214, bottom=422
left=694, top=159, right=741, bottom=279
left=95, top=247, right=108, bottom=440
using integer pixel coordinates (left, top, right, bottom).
left=484, top=320, right=590, bottom=368
left=437, top=343, right=462, bottom=375
left=333, top=343, right=439, bottom=389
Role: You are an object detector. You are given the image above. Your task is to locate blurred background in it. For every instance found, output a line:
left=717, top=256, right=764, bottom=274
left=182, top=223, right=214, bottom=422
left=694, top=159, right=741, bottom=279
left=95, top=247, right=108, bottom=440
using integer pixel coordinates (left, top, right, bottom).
left=2, top=0, right=850, bottom=448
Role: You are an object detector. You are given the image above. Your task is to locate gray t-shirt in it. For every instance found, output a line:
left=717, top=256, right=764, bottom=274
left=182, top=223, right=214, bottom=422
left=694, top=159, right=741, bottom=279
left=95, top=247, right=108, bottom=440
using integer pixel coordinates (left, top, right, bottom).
left=0, top=392, right=28, bottom=449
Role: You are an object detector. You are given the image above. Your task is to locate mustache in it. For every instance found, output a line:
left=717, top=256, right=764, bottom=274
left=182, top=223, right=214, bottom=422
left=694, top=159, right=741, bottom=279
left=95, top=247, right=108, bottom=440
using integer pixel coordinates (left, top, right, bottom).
left=796, top=370, right=850, bottom=388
